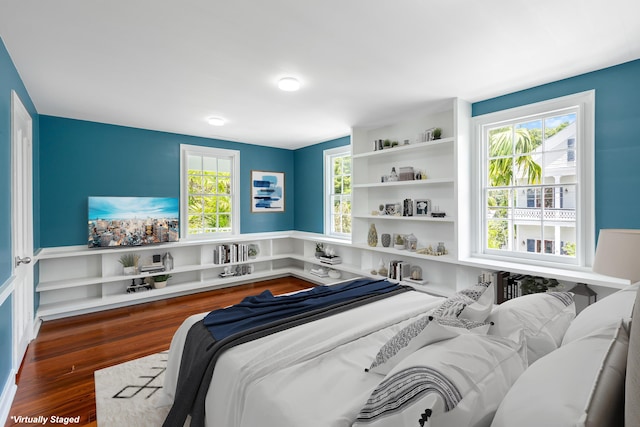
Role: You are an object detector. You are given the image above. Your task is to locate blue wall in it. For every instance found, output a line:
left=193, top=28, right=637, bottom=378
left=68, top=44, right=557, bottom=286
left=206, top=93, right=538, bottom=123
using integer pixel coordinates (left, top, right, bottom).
left=0, top=37, right=39, bottom=401
left=294, top=136, right=350, bottom=233
left=39, top=116, right=295, bottom=247
left=472, top=59, right=640, bottom=234
left=0, top=295, right=12, bottom=390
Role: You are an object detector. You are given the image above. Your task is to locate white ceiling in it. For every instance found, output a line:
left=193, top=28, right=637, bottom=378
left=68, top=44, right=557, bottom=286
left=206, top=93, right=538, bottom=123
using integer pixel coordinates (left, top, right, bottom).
left=1, top=1, right=639, bottom=149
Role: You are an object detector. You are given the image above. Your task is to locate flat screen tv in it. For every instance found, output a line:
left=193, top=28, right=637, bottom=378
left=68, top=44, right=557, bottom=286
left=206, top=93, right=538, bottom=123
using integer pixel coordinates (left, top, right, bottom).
left=88, top=196, right=179, bottom=248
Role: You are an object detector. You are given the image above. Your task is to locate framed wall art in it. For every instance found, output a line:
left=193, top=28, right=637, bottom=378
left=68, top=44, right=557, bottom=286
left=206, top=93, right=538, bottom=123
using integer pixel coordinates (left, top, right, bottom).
left=251, top=170, right=285, bottom=212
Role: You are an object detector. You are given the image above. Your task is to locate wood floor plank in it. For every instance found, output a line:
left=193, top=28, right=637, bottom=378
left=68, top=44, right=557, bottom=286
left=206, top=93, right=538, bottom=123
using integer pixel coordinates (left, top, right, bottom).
left=5, top=277, right=312, bottom=427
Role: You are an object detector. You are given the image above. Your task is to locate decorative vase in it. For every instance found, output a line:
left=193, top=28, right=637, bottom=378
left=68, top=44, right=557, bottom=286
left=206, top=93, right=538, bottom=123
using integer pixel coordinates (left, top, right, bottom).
left=381, top=233, right=391, bottom=247
left=248, top=244, right=259, bottom=259
left=328, top=269, right=341, bottom=279
left=367, top=224, right=378, bottom=247
left=123, top=266, right=136, bottom=276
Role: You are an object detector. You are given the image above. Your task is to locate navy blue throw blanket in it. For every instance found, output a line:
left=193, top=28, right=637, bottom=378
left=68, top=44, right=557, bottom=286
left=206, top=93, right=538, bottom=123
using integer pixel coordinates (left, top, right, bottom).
left=204, top=278, right=401, bottom=340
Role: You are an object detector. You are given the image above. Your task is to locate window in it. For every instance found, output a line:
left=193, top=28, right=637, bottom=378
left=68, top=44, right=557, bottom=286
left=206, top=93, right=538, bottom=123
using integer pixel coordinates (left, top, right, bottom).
left=324, top=146, right=352, bottom=238
left=474, top=91, right=594, bottom=267
left=180, top=144, right=240, bottom=238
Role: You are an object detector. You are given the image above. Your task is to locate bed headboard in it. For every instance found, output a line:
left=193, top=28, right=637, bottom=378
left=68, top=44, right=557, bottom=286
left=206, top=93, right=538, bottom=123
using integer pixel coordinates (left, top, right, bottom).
left=626, top=285, right=640, bottom=425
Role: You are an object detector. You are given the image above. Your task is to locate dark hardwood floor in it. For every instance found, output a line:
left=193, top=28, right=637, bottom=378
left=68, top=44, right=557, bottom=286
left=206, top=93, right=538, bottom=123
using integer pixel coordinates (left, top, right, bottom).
left=5, top=277, right=313, bottom=427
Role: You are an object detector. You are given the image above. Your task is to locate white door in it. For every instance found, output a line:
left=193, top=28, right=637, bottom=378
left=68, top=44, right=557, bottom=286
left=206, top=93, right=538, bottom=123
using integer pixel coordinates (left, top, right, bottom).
left=11, top=90, right=34, bottom=372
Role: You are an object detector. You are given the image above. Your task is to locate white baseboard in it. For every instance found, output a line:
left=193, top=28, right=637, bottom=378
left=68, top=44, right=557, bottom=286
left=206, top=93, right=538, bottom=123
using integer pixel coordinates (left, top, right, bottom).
left=0, top=372, right=17, bottom=427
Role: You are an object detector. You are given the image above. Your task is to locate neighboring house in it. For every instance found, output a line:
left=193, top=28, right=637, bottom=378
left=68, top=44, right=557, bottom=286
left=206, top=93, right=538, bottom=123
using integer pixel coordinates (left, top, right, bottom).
left=514, top=122, right=577, bottom=255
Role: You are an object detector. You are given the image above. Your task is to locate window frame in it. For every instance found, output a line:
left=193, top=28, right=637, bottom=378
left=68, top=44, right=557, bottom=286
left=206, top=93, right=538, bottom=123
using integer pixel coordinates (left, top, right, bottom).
left=472, top=91, right=595, bottom=268
left=323, top=145, right=352, bottom=239
left=180, top=144, right=240, bottom=240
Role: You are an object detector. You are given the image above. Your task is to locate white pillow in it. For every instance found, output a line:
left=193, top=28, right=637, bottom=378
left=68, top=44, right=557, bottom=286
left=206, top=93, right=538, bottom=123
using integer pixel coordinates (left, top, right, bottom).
left=491, top=320, right=629, bottom=427
left=355, top=333, right=527, bottom=427
left=367, top=316, right=491, bottom=375
left=432, top=282, right=494, bottom=322
left=562, top=282, right=638, bottom=345
left=487, top=291, right=575, bottom=364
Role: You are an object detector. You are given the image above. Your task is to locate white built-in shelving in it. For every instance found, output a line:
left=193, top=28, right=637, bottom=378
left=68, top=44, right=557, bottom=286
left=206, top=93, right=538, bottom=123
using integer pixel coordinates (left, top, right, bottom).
left=35, top=233, right=303, bottom=319
left=350, top=98, right=473, bottom=296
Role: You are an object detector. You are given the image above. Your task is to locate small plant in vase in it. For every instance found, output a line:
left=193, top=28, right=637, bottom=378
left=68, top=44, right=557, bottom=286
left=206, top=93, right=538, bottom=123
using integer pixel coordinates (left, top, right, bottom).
left=152, top=274, right=172, bottom=289
left=119, top=253, right=140, bottom=275
left=433, top=128, right=442, bottom=140
left=394, top=234, right=405, bottom=250
left=315, top=243, right=325, bottom=258
left=248, top=244, right=259, bottom=259
left=519, top=276, right=560, bottom=295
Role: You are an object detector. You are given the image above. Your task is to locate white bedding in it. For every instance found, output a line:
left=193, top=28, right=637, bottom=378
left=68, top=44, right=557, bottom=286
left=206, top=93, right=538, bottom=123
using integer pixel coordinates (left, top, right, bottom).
left=161, top=289, right=444, bottom=427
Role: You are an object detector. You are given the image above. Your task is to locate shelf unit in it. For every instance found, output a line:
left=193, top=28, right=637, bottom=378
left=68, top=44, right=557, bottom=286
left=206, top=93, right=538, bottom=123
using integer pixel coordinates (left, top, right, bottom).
left=350, top=98, right=472, bottom=296
left=35, top=233, right=305, bottom=320
left=34, top=229, right=624, bottom=320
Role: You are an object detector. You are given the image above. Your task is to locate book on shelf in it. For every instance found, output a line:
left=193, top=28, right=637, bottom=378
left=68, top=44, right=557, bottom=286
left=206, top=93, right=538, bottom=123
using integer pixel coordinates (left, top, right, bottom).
left=309, top=267, right=329, bottom=277
left=494, top=271, right=526, bottom=303
left=388, top=260, right=411, bottom=281
left=139, top=265, right=166, bottom=273
left=319, top=255, right=342, bottom=265
left=213, top=243, right=251, bottom=264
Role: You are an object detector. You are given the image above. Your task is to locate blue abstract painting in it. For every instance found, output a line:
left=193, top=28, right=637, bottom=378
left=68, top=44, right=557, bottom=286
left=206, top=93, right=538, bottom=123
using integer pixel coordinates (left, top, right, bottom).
left=251, top=170, right=284, bottom=212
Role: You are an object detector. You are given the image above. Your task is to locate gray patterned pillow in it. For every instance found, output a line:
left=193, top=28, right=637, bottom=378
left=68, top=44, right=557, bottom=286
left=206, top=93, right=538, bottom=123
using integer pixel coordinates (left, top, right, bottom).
left=367, top=315, right=491, bottom=375
left=433, top=282, right=494, bottom=321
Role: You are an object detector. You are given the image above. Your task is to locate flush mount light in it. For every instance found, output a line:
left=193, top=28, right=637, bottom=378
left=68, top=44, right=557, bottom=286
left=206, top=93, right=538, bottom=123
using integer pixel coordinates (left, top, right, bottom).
left=207, top=117, right=225, bottom=126
left=278, top=77, right=301, bottom=91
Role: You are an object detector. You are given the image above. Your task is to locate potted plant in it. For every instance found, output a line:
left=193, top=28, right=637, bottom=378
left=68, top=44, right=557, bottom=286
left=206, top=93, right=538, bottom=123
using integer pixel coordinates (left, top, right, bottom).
left=248, top=244, right=259, bottom=259
left=152, top=274, right=172, bottom=289
left=433, top=128, right=442, bottom=140
left=315, top=242, right=325, bottom=258
left=383, top=139, right=391, bottom=149
left=394, top=234, right=405, bottom=250
left=519, top=276, right=560, bottom=295
left=118, top=253, right=140, bottom=275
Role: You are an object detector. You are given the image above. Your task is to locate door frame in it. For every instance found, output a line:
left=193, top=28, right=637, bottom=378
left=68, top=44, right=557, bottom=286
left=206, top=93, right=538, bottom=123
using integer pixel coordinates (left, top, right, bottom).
left=10, top=90, right=34, bottom=373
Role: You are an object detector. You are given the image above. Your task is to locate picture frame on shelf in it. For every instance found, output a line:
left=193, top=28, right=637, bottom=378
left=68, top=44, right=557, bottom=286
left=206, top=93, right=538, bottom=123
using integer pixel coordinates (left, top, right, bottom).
left=385, top=203, right=398, bottom=216
left=251, top=170, right=285, bottom=212
left=415, top=199, right=431, bottom=216
left=424, top=127, right=435, bottom=142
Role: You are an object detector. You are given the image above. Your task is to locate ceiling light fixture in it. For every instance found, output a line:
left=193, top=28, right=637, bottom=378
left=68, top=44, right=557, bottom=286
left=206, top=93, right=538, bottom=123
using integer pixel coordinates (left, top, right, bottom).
left=207, top=117, right=225, bottom=126
left=278, top=77, right=300, bottom=92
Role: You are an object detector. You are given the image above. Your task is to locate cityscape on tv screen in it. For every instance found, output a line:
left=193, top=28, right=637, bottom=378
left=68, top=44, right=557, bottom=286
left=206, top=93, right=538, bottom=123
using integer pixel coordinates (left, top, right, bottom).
left=88, top=197, right=179, bottom=248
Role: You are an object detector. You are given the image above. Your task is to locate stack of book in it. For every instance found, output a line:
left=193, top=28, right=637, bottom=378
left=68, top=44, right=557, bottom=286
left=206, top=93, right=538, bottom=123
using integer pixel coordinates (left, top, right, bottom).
left=399, top=166, right=415, bottom=181
left=319, top=255, right=342, bottom=265
left=214, top=243, right=251, bottom=264
left=309, top=267, right=329, bottom=277
left=139, top=264, right=165, bottom=274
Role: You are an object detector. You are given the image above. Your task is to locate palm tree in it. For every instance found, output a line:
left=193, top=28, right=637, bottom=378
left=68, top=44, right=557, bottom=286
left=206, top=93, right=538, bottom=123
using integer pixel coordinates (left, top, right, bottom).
left=487, top=126, right=542, bottom=250
left=488, top=126, right=542, bottom=187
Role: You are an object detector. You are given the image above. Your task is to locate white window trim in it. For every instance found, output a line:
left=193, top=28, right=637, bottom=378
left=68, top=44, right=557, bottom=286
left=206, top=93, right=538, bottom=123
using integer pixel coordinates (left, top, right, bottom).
left=180, top=144, right=240, bottom=239
left=324, top=145, right=352, bottom=239
left=471, top=90, right=595, bottom=268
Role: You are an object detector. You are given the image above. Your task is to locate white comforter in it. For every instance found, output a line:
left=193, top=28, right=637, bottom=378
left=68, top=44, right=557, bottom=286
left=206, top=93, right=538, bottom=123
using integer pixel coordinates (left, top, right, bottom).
left=161, top=289, right=444, bottom=427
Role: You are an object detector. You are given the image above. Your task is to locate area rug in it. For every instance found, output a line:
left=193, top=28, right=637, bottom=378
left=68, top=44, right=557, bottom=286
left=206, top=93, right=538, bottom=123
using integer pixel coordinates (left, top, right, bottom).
left=94, top=351, right=174, bottom=426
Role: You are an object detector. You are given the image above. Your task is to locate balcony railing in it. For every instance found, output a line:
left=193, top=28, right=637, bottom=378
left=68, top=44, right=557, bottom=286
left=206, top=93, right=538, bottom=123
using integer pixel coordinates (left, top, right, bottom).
left=488, top=208, right=576, bottom=221
left=514, top=208, right=576, bottom=221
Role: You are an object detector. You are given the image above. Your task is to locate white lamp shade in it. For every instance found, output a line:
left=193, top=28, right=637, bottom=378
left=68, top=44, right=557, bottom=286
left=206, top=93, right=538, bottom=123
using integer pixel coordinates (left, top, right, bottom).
left=592, top=229, right=640, bottom=283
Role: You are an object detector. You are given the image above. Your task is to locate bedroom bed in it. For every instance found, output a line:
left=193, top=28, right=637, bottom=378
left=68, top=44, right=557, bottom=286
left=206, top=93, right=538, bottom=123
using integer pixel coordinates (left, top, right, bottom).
left=159, top=276, right=639, bottom=427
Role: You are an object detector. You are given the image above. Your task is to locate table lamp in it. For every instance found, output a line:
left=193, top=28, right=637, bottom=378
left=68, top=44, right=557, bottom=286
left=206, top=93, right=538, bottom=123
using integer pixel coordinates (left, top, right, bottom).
left=592, top=229, right=640, bottom=283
